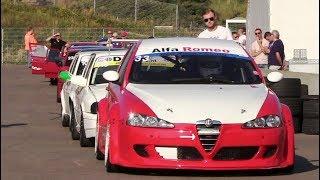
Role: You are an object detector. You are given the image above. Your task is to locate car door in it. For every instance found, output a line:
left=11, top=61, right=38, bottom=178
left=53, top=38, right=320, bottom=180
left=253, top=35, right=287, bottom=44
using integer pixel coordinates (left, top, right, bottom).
left=30, top=43, right=48, bottom=75
left=43, top=48, right=62, bottom=79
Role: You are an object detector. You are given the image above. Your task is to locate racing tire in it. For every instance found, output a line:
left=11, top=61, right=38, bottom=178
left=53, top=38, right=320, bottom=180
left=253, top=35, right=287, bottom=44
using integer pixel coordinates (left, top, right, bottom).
left=95, top=126, right=104, bottom=160
left=104, top=127, right=119, bottom=173
left=303, top=99, right=319, bottom=118
left=300, top=84, right=308, bottom=97
left=105, top=155, right=119, bottom=173
left=293, top=116, right=302, bottom=133
left=96, top=143, right=104, bottom=160
left=302, top=118, right=319, bottom=135
left=70, top=106, right=80, bottom=140
left=269, top=78, right=301, bottom=98
left=50, top=78, right=58, bottom=85
left=80, top=116, right=94, bottom=147
left=279, top=98, right=302, bottom=116
left=62, top=114, right=70, bottom=127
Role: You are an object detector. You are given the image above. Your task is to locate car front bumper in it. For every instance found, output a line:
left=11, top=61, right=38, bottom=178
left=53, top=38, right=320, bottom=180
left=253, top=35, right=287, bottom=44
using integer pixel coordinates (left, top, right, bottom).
left=112, top=123, right=294, bottom=170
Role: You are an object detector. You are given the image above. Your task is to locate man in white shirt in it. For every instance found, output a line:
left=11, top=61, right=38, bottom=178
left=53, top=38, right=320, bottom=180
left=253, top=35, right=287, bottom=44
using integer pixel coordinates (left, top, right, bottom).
left=250, top=28, right=269, bottom=68
left=237, top=27, right=246, bottom=48
left=198, top=9, right=233, bottom=40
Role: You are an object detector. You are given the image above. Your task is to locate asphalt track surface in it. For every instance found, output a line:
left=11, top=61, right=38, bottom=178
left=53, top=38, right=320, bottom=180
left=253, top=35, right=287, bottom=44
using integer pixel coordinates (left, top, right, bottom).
left=1, top=64, right=319, bottom=180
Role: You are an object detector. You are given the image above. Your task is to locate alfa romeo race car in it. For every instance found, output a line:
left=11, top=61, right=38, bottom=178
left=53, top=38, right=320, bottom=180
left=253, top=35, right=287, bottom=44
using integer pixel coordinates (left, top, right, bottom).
left=96, top=37, right=295, bottom=173
left=69, top=50, right=126, bottom=147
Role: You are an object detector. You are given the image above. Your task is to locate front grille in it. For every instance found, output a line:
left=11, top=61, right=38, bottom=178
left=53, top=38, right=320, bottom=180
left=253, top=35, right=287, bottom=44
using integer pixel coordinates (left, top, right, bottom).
left=213, top=147, right=259, bottom=160
left=196, top=122, right=221, bottom=152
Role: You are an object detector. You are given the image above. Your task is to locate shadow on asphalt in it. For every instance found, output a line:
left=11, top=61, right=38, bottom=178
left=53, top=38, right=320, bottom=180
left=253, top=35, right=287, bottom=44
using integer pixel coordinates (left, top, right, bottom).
left=49, top=112, right=61, bottom=120
left=121, top=155, right=318, bottom=177
left=1, top=123, right=28, bottom=128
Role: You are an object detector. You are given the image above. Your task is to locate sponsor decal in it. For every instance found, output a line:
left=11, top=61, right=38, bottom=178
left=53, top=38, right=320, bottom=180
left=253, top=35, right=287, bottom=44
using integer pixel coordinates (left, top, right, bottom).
left=180, top=134, right=195, bottom=140
left=94, top=56, right=122, bottom=68
left=152, top=47, right=179, bottom=53
left=151, top=47, right=230, bottom=53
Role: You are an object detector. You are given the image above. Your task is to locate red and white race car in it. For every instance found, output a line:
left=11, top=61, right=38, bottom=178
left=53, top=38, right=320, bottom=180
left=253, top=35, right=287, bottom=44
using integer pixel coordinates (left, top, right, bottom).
left=96, top=37, right=295, bottom=173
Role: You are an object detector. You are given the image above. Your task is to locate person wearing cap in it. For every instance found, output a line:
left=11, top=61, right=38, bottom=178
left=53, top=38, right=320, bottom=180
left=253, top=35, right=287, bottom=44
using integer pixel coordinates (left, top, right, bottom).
left=120, top=31, right=128, bottom=39
left=46, top=32, right=67, bottom=51
left=97, top=30, right=113, bottom=42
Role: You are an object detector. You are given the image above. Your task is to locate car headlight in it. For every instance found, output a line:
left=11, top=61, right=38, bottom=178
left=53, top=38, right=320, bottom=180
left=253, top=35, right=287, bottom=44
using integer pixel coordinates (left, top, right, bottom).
left=127, top=113, right=174, bottom=128
left=242, top=115, right=281, bottom=128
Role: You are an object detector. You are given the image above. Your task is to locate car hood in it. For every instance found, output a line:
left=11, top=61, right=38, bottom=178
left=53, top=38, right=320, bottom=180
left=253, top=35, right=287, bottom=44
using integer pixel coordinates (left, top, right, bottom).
left=126, top=83, right=269, bottom=124
left=89, top=84, right=108, bottom=101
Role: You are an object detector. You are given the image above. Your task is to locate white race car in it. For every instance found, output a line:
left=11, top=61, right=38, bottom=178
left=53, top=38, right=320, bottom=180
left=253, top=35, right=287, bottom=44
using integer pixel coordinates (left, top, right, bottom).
left=60, top=49, right=107, bottom=139
left=72, top=50, right=127, bottom=147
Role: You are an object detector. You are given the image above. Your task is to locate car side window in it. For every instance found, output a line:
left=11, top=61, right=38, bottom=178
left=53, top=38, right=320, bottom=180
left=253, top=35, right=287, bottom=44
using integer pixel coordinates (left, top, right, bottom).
left=84, top=54, right=96, bottom=79
left=118, top=45, right=136, bottom=84
left=69, top=54, right=79, bottom=74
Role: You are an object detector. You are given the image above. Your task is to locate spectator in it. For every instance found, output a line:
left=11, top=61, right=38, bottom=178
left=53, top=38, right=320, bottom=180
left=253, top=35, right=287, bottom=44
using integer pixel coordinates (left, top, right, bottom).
left=232, top=31, right=239, bottom=41
left=264, top=30, right=285, bottom=70
left=198, top=8, right=233, bottom=40
left=250, top=28, right=269, bottom=69
left=24, top=27, right=38, bottom=68
left=46, top=32, right=66, bottom=51
left=237, top=27, right=246, bottom=47
left=120, top=31, right=128, bottom=39
left=97, top=30, right=113, bottom=42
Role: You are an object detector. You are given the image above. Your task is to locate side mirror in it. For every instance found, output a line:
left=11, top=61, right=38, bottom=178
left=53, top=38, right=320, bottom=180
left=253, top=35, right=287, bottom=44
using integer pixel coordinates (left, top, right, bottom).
left=103, top=71, right=119, bottom=82
left=267, top=71, right=284, bottom=83
left=59, top=71, right=71, bottom=81
left=71, top=76, right=87, bottom=87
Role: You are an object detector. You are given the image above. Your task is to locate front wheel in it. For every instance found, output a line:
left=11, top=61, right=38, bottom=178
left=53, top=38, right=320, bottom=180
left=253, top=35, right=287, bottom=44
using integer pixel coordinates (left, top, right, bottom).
left=80, top=114, right=94, bottom=147
left=70, top=106, right=80, bottom=140
left=104, top=128, right=118, bottom=172
left=50, top=78, right=57, bottom=85
left=61, top=114, right=69, bottom=127
left=95, top=125, right=104, bottom=160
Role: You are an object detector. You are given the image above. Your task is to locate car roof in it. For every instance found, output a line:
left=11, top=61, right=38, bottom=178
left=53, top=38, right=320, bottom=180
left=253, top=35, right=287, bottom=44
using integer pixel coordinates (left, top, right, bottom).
left=137, top=37, right=248, bottom=57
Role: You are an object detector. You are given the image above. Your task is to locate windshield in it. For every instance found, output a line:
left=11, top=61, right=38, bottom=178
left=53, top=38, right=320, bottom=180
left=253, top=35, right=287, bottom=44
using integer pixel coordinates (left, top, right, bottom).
left=90, top=66, right=119, bottom=85
left=129, top=52, right=262, bottom=84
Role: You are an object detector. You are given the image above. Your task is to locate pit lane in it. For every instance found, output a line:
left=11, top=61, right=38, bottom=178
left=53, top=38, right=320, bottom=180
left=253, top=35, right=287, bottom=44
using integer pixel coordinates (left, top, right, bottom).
left=1, top=64, right=318, bottom=180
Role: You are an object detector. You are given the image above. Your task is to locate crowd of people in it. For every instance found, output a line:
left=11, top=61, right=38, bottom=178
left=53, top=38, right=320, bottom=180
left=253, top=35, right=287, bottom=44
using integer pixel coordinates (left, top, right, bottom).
left=198, top=8, right=286, bottom=70
left=24, top=7, right=286, bottom=71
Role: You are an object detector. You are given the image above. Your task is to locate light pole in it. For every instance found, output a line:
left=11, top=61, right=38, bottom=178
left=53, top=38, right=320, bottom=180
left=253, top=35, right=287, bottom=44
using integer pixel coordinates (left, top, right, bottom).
left=93, top=0, right=96, bottom=14
left=176, top=4, right=179, bottom=30
left=134, top=0, right=138, bottom=22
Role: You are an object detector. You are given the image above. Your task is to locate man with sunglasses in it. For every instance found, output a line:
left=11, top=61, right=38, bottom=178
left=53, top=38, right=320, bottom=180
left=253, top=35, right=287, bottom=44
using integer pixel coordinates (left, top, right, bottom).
left=250, top=28, right=269, bottom=69
left=198, top=9, right=233, bottom=40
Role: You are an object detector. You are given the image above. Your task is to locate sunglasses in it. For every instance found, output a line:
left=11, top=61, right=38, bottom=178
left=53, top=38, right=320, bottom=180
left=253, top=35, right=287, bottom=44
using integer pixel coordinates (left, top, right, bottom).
left=255, top=32, right=262, bottom=35
left=204, top=17, right=214, bottom=22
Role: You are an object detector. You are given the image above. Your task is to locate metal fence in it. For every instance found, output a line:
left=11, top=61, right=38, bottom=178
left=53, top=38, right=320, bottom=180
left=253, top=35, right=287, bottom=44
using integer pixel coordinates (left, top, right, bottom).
left=1, top=27, right=203, bottom=64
